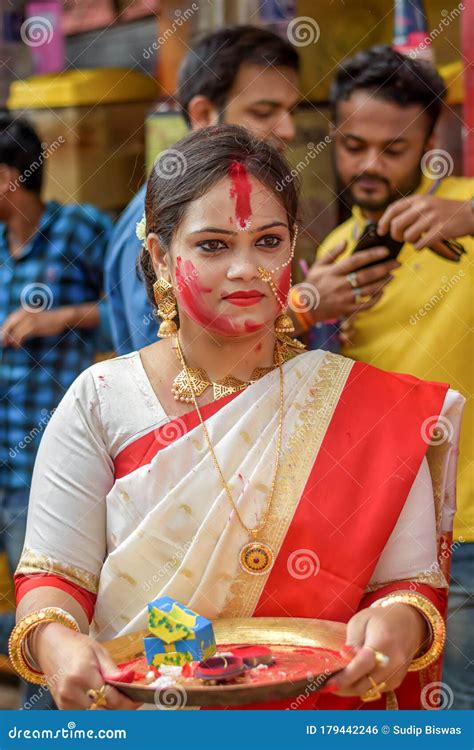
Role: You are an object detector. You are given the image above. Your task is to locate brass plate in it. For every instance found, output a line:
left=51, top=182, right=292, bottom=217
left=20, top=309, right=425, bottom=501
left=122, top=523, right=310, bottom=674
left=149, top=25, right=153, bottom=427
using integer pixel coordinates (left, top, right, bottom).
left=103, top=617, right=346, bottom=707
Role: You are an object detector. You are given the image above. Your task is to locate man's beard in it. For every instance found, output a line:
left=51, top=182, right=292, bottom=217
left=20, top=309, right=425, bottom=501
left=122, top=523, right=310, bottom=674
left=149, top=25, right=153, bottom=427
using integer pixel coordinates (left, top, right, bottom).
left=338, top=163, right=424, bottom=212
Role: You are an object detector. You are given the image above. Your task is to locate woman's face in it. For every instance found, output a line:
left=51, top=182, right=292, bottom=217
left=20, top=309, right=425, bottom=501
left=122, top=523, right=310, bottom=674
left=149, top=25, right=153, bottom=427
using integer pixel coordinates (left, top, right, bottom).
left=154, top=168, right=293, bottom=338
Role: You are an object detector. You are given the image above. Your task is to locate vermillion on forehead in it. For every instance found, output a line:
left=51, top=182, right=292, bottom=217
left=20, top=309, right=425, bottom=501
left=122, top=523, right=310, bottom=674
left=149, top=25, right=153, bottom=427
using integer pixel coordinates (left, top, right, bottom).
left=229, top=161, right=252, bottom=230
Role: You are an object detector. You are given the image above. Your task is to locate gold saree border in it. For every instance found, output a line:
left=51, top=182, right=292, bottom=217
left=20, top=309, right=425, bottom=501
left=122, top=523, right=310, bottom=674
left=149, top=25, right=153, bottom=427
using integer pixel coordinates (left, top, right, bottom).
left=220, top=353, right=354, bottom=618
left=425, top=439, right=451, bottom=538
left=386, top=691, right=399, bottom=709
left=365, top=566, right=448, bottom=594
left=17, top=546, right=99, bottom=594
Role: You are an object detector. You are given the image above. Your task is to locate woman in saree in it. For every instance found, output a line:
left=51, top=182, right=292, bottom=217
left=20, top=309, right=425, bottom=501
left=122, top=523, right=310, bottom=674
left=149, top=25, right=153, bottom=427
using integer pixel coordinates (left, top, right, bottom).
left=10, top=125, right=464, bottom=711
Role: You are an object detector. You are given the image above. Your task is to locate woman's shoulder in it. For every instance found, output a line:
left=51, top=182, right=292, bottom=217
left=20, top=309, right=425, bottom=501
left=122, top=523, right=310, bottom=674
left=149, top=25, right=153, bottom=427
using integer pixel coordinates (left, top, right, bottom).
left=66, top=351, right=141, bottom=401
left=85, top=350, right=142, bottom=385
left=65, top=352, right=166, bottom=457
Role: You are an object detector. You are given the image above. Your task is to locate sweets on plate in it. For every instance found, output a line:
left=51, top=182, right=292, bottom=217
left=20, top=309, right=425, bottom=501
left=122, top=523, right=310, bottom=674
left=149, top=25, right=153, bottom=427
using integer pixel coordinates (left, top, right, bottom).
left=144, top=597, right=216, bottom=667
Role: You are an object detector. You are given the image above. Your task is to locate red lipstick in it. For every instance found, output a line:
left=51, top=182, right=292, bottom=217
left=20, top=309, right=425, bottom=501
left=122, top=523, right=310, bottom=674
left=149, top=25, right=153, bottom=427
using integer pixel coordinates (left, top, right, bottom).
left=222, top=290, right=264, bottom=307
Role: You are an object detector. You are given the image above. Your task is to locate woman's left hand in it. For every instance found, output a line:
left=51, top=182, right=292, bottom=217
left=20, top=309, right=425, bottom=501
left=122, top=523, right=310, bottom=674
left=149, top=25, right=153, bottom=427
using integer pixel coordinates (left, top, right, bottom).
left=325, top=602, right=428, bottom=697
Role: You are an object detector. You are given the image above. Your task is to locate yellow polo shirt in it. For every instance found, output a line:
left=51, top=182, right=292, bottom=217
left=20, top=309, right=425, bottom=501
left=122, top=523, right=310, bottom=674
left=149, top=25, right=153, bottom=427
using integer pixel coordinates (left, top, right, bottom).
left=318, top=176, right=473, bottom=541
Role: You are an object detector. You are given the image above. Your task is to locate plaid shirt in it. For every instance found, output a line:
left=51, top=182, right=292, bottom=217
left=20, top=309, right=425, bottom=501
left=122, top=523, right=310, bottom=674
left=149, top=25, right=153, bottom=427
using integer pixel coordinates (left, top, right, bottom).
left=0, top=200, right=113, bottom=491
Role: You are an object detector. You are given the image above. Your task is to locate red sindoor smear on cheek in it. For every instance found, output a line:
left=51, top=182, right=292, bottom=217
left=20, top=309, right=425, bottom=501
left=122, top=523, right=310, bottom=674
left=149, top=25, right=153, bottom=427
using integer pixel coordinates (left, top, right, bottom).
left=175, top=256, right=263, bottom=334
left=176, top=256, right=212, bottom=294
left=229, top=161, right=252, bottom=230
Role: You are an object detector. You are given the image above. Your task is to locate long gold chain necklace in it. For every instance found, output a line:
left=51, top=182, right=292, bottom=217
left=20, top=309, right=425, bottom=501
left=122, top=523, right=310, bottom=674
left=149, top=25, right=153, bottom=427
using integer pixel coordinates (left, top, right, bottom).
left=175, top=335, right=285, bottom=575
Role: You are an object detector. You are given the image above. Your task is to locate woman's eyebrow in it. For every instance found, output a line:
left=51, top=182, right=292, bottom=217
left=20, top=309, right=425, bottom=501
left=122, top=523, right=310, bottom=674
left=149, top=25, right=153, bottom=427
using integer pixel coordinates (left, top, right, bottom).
left=190, top=221, right=288, bottom=236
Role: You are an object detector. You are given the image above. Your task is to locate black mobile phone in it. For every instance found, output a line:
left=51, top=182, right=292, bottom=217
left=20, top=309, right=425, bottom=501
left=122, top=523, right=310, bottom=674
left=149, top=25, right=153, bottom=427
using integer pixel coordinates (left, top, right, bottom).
left=352, top=221, right=465, bottom=267
left=351, top=221, right=404, bottom=270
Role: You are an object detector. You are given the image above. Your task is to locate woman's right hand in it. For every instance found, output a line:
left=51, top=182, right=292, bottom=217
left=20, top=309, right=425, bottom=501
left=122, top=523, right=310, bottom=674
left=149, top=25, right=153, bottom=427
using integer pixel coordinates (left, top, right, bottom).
left=33, top=622, right=141, bottom=710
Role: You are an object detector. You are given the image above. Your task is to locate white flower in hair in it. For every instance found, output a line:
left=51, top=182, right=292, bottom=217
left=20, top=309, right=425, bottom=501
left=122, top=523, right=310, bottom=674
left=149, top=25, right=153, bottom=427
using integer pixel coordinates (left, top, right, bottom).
left=136, top=214, right=147, bottom=241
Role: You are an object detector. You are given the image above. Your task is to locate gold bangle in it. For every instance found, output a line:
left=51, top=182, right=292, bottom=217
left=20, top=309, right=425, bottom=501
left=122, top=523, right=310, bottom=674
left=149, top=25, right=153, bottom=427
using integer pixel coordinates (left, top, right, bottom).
left=371, top=592, right=445, bottom=672
left=8, top=608, right=80, bottom=684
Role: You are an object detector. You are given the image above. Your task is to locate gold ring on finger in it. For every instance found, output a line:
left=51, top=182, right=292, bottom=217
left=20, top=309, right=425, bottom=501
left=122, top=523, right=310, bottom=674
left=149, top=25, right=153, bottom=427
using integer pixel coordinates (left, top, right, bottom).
left=87, top=685, right=107, bottom=708
left=360, top=675, right=387, bottom=703
left=347, top=271, right=359, bottom=289
left=365, top=645, right=390, bottom=668
left=353, top=288, right=363, bottom=304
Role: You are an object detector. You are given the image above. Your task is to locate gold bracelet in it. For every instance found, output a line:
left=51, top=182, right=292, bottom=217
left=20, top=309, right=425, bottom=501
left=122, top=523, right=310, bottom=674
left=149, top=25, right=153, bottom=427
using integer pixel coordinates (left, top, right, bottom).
left=371, top=592, right=445, bottom=672
left=8, top=608, right=80, bottom=684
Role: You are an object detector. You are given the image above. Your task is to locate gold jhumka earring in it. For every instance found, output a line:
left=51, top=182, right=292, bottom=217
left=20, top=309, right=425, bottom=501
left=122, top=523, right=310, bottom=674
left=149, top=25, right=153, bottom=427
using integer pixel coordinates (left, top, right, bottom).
left=135, top=213, right=178, bottom=339
left=153, top=277, right=178, bottom=338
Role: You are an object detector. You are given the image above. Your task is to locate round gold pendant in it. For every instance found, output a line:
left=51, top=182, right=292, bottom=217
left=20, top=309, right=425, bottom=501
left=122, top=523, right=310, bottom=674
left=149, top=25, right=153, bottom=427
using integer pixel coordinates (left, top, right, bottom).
left=239, top=541, right=275, bottom=575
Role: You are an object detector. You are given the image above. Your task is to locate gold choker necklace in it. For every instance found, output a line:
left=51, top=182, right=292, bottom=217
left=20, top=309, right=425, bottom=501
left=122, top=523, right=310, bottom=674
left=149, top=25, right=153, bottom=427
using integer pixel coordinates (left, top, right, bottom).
left=171, top=335, right=304, bottom=403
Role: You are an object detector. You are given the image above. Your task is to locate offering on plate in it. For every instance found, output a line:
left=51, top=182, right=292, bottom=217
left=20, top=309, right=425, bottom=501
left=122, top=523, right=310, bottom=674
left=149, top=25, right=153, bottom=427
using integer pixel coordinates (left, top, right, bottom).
left=144, top=596, right=216, bottom=667
left=194, top=655, right=246, bottom=682
left=104, top=616, right=349, bottom=706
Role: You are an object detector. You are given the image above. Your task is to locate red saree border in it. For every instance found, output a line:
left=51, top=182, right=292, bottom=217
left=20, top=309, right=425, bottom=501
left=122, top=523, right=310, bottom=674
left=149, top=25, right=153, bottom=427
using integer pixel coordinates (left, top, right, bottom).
left=255, top=362, right=449, bottom=622
left=114, top=391, right=240, bottom=480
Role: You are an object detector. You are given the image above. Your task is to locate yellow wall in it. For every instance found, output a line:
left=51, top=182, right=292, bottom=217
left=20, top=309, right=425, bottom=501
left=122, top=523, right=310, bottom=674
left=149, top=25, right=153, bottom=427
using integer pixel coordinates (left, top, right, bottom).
left=297, top=0, right=462, bottom=101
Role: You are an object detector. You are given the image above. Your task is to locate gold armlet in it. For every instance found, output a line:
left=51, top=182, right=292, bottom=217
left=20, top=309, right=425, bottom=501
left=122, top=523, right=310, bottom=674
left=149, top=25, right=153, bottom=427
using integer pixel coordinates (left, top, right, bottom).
left=8, top=608, right=80, bottom=684
left=371, top=592, right=446, bottom=672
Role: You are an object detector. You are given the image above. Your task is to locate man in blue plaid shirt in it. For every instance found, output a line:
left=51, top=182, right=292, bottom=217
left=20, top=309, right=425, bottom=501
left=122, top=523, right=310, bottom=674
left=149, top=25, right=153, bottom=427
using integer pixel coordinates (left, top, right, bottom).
left=0, top=114, right=112, bottom=695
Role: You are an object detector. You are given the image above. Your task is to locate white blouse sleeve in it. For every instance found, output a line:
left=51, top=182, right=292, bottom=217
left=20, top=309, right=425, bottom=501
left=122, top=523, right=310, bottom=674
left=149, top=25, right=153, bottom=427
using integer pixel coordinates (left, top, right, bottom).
left=17, top=368, right=114, bottom=593
left=368, top=457, right=445, bottom=588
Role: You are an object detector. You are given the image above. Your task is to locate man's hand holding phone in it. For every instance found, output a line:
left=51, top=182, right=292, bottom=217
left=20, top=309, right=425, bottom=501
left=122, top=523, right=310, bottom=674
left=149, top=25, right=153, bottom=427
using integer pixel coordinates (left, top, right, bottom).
left=303, top=241, right=400, bottom=325
left=377, top=195, right=468, bottom=260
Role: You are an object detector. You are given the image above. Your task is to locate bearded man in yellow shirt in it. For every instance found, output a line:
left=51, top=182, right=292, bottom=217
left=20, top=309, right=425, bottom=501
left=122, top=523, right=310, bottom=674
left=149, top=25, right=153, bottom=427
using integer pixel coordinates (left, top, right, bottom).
left=304, top=46, right=473, bottom=709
